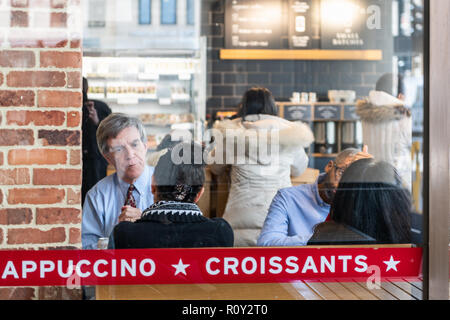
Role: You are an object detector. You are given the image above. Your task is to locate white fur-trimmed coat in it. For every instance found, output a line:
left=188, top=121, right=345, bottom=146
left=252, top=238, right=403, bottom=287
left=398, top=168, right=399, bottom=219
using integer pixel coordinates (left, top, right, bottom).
left=208, top=114, right=314, bottom=246
left=356, top=91, right=412, bottom=190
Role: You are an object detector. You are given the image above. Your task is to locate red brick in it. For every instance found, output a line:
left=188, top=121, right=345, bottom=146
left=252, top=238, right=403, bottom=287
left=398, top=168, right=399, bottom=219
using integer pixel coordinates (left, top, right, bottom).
left=67, top=71, right=81, bottom=88
left=0, top=129, right=34, bottom=146
left=0, top=208, right=33, bottom=225
left=0, top=50, right=35, bottom=68
left=0, top=90, right=35, bottom=107
left=38, top=129, right=80, bottom=146
left=7, top=71, right=66, bottom=88
left=33, top=168, right=81, bottom=185
left=40, top=51, right=81, bottom=69
left=0, top=189, right=2, bottom=204
left=7, top=110, right=65, bottom=126
left=0, top=288, right=36, bottom=300
left=8, top=149, right=67, bottom=165
left=0, top=152, right=3, bottom=165
left=50, top=12, right=66, bottom=28
left=11, top=11, right=28, bottom=27
left=9, top=36, right=68, bottom=48
left=66, top=188, right=80, bottom=204
left=38, top=90, right=81, bottom=108
left=0, top=228, right=3, bottom=244
left=70, top=39, right=81, bottom=48
left=69, top=149, right=81, bottom=165
left=51, top=0, right=66, bottom=8
left=69, top=227, right=80, bottom=244
left=39, top=287, right=82, bottom=300
left=0, top=73, right=3, bottom=86
left=0, top=168, right=30, bottom=185
left=29, top=0, right=51, bottom=7
left=11, top=0, right=29, bottom=8
left=8, top=188, right=65, bottom=204
left=36, top=207, right=81, bottom=224
left=7, top=227, right=66, bottom=244
left=67, top=111, right=80, bottom=127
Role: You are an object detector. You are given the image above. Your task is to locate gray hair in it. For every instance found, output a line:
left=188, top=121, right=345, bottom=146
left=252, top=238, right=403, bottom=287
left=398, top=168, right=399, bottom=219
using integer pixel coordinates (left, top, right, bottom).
left=335, top=148, right=360, bottom=166
left=96, top=113, right=147, bottom=155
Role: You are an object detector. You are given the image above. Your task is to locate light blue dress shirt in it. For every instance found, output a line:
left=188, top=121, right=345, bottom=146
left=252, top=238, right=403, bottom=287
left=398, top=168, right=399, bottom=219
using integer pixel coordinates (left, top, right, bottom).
left=257, top=174, right=330, bottom=246
left=81, top=165, right=154, bottom=249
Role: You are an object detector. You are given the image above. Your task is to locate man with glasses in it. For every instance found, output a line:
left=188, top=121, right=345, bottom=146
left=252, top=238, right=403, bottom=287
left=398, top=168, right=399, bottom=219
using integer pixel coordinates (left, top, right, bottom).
left=81, top=113, right=155, bottom=249
left=257, top=147, right=372, bottom=246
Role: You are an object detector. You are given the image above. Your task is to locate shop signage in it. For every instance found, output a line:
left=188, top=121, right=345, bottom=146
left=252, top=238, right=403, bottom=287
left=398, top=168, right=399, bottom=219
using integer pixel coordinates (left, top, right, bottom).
left=0, top=247, right=422, bottom=286
left=314, top=104, right=341, bottom=120
left=224, top=0, right=284, bottom=49
left=283, top=105, right=313, bottom=121
left=343, top=104, right=360, bottom=120
left=320, top=0, right=382, bottom=49
left=288, top=0, right=320, bottom=49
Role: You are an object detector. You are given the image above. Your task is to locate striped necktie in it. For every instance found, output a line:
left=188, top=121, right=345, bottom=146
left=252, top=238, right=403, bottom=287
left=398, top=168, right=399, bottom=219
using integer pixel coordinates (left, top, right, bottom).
left=125, top=184, right=137, bottom=208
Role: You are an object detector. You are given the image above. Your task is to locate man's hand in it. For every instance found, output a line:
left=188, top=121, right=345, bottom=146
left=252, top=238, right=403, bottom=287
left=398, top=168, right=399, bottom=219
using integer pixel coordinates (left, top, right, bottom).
left=118, top=205, right=142, bottom=223
left=86, top=101, right=99, bottom=125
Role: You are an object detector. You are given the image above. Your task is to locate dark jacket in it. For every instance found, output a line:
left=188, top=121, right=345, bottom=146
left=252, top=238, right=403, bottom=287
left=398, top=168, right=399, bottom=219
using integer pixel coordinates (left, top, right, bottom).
left=111, top=201, right=234, bottom=249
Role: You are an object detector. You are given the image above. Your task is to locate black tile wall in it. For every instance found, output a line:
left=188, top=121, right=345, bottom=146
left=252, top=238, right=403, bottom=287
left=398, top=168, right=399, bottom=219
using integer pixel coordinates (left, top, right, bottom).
left=202, top=0, right=394, bottom=116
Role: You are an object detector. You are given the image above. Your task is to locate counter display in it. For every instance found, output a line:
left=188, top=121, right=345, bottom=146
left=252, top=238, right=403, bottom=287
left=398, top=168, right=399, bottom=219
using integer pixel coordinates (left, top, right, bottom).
left=83, top=55, right=206, bottom=153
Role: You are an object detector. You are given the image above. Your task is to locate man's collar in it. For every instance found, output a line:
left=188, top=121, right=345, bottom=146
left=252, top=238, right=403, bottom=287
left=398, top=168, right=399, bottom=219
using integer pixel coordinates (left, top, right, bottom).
left=117, top=166, right=150, bottom=195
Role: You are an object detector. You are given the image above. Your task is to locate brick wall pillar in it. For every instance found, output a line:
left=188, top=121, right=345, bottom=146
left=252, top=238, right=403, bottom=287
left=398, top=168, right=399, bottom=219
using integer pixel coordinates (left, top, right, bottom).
left=0, top=0, right=83, bottom=299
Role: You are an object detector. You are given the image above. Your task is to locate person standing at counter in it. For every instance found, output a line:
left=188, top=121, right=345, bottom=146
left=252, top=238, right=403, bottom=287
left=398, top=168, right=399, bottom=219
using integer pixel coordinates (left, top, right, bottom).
left=257, top=148, right=372, bottom=247
left=81, top=77, right=112, bottom=206
left=356, top=73, right=412, bottom=191
left=81, top=113, right=154, bottom=249
left=208, top=87, right=314, bottom=246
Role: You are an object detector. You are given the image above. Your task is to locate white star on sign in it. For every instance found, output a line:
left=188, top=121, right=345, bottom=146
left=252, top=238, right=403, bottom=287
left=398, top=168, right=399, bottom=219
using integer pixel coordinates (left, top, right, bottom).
left=383, top=255, right=400, bottom=272
left=171, top=258, right=190, bottom=276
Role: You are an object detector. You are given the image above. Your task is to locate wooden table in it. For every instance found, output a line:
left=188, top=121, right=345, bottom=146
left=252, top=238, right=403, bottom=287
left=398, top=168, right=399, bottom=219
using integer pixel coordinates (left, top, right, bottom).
left=96, top=278, right=424, bottom=300
left=307, top=221, right=376, bottom=245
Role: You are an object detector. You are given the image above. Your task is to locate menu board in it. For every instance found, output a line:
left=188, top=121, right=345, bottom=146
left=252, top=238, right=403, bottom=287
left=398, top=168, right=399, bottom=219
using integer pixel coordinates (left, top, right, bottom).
left=320, top=0, right=381, bottom=49
left=288, top=0, right=320, bottom=49
left=224, top=0, right=283, bottom=49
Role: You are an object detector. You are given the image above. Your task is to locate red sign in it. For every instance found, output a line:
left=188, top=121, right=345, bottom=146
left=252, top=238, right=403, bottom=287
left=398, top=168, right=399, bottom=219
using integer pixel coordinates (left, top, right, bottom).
left=0, top=247, right=422, bottom=287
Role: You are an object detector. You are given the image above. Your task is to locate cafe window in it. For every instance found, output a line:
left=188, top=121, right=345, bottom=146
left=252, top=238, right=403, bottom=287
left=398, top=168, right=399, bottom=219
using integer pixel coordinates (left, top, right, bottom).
left=161, top=0, right=177, bottom=25
left=2, top=0, right=449, bottom=302
left=186, top=0, right=195, bottom=25
left=138, top=0, right=152, bottom=25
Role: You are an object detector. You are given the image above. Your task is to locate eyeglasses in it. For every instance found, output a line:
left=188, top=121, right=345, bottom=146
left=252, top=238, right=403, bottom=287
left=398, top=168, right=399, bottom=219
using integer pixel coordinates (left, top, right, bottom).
left=333, top=162, right=348, bottom=179
left=109, top=139, right=144, bottom=156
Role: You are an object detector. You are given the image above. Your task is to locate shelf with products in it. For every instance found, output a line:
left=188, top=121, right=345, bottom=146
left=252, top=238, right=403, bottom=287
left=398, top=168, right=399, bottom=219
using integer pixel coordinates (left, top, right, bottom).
left=277, top=102, right=363, bottom=170
left=83, top=54, right=207, bottom=158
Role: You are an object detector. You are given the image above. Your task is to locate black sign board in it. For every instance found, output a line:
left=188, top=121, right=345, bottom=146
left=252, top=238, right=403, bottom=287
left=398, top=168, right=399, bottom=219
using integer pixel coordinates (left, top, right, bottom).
left=314, top=104, right=341, bottom=120
left=320, top=0, right=382, bottom=49
left=343, top=104, right=360, bottom=120
left=288, top=0, right=320, bottom=49
left=283, top=105, right=312, bottom=121
left=224, top=0, right=283, bottom=49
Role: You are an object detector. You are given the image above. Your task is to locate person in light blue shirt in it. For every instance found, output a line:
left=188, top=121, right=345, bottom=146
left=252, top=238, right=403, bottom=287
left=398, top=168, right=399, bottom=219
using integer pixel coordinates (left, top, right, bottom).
left=82, top=113, right=154, bottom=249
left=257, top=148, right=372, bottom=246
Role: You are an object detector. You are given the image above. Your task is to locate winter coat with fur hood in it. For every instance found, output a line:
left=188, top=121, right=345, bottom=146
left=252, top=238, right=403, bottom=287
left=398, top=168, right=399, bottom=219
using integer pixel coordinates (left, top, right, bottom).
left=356, top=90, right=412, bottom=190
left=208, top=114, right=314, bottom=246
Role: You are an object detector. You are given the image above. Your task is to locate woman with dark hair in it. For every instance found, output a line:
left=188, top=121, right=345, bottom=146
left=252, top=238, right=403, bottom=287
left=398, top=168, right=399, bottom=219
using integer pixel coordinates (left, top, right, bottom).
left=328, top=158, right=411, bottom=244
left=110, top=142, right=234, bottom=249
left=209, top=87, right=314, bottom=246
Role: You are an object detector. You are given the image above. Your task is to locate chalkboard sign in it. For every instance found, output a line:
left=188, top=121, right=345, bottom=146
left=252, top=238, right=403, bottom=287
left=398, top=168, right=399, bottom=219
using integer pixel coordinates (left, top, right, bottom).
left=343, top=104, right=360, bottom=120
left=314, top=104, right=341, bottom=120
left=288, top=0, right=320, bottom=49
left=283, top=105, right=312, bottom=121
left=320, top=0, right=382, bottom=49
left=225, top=0, right=283, bottom=49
